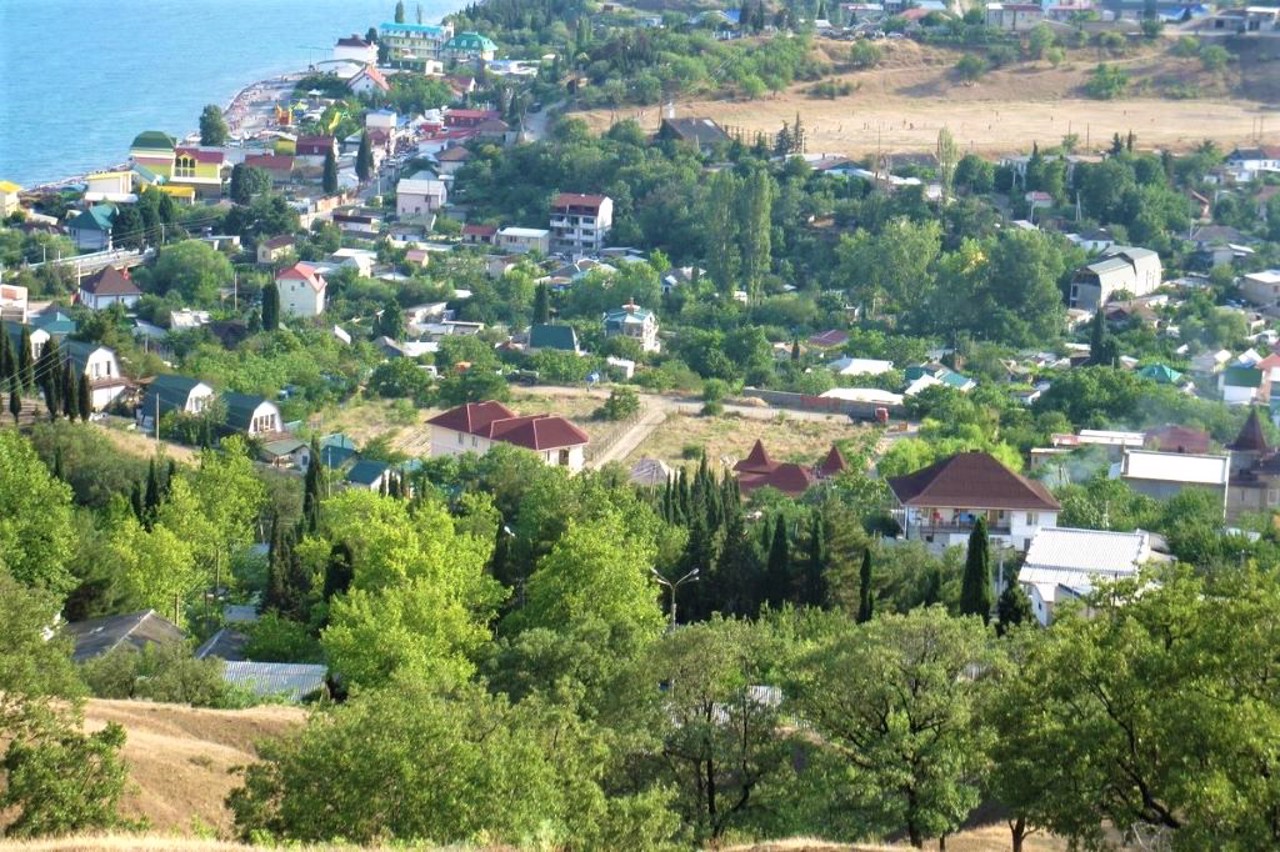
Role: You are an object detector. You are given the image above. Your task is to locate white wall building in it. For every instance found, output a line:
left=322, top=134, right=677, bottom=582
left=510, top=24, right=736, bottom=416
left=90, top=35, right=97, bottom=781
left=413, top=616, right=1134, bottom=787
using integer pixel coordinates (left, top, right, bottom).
left=1019, top=527, right=1167, bottom=626
left=275, top=262, right=327, bottom=318
left=396, top=176, right=448, bottom=217
left=549, top=193, right=613, bottom=256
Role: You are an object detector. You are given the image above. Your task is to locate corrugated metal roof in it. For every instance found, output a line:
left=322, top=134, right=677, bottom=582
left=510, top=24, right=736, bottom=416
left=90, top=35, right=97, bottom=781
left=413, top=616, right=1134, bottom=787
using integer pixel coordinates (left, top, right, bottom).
left=1119, top=450, right=1229, bottom=486
left=1023, top=527, right=1151, bottom=575
left=223, top=662, right=328, bottom=702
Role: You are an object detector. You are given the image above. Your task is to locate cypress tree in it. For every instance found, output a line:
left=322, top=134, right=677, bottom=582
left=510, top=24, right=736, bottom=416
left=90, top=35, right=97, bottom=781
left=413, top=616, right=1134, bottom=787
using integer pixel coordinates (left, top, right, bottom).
left=857, top=548, right=874, bottom=623
left=800, top=510, right=827, bottom=608
left=763, top=515, right=792, bottom=610
left=144, top=458, right=162, bottom=527
left=322, top=147, right=339, bottom=195
left=38, top=338, right=60, bottom=419
left=0, top=327, right=13, bottom=383
left=533, top=283, right=550, bottom=325
left=8, top=377, right=20, bottom=424
left=60, top=360, right=75, bottom=419
left=165, top=459, right=177, bottom=496
left=716, top=507, right=762, bottom=617
left=262, top=281, right=280, bottom=332
left=52, top=447, right=64, bottom=481
left=996, top=581, right=1034, bottom=636
left=18, top=326, right=34, bottom=391
left=960, top=517, right=993, bottom=623
left=356, top=132, right=373, bottom=183
left=130, top=481, right=145, bottom=524
left=78, top=372, right=93, bottom=421
left=303, top=438, right=322, bottom=533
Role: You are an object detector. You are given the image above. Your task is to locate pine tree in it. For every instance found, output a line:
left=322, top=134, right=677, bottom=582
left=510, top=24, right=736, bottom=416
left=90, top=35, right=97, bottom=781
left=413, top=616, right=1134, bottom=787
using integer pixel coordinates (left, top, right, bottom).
left=322, top=148, right=339, bottom=195
left=960, top=517, right=993, bottom=623
left=857, top=548, right=874, bottom=623
left=18, top=326, right=34, bottom=391
left=763, top=515, right=792, bottom=610
left=996, top=581, right=1034, bottom=636
left=533, top=283, right=550, bottom=325
left=303, top=438, right=323, bottom=533
left=262, top=281, right=280, bottom=332
left=78, top=372, right=93, bottom=421
left=356, top=132, right=373, bottom=183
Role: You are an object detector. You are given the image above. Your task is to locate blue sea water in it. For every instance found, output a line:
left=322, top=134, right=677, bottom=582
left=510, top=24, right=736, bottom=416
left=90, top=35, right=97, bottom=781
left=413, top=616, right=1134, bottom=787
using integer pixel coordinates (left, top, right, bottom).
left=0, top=0, right=455, bottom=186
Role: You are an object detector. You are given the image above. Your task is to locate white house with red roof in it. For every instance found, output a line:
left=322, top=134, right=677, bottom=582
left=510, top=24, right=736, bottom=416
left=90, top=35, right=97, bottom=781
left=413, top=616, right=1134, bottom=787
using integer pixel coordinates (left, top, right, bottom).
left=349, top=64, right=390, bottom=95
left=275, top=262, right=327, bottom=318
left=549, top=193, right=613, bottom=256
left=427, top=401, right=590, bottom=472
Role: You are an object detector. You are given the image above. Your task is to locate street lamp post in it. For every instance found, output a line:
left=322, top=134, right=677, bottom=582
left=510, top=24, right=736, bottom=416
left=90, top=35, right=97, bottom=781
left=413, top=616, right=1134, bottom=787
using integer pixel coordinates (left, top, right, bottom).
left=651, top=567, right=699, bottom=630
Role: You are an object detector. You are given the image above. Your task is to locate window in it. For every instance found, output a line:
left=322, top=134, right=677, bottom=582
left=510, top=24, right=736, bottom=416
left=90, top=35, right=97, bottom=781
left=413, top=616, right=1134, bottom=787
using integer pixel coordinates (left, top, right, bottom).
left=174, top=156, right=197, bottom=179
left=558, top=449, right=570, bottom=466
left=1026, top=512, right=1038, bottom=525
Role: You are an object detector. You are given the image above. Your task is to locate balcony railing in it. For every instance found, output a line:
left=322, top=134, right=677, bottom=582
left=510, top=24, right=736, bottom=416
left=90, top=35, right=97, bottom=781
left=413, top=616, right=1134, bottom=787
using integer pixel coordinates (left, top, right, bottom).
left=911, top=521, right=1012, bottom=537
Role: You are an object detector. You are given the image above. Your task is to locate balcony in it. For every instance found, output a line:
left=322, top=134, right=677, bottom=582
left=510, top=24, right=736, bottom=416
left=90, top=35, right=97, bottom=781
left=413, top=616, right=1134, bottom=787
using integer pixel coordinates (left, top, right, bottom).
left=910, top=521, right=1012, bottom=538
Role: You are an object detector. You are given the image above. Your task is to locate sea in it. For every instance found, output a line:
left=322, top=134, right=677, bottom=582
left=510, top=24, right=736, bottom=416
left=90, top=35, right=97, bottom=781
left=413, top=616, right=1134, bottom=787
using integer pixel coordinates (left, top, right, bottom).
left=0, top=0, right=456, bottom=187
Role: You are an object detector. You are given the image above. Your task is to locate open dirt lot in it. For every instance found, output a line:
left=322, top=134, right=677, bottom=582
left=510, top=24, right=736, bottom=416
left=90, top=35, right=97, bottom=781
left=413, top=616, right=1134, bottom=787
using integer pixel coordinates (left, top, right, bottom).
left=575, top=38, right=1278, bottom=158
left=625, top=410, right=863, bottom=470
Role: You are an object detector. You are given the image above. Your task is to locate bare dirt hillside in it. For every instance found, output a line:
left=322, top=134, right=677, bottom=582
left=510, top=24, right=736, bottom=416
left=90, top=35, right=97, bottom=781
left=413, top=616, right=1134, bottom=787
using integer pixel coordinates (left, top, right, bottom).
left=575, top=38, right=1277, bottom=157
left=81, top=699, right=305, bottom=837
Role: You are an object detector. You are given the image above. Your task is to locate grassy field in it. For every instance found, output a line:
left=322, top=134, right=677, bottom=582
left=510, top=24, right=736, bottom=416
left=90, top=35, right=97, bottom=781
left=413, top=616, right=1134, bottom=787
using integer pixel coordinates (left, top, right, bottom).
left=624, top=410, right=864, bottom=471
left=574, top=37, right=1275, bottom=158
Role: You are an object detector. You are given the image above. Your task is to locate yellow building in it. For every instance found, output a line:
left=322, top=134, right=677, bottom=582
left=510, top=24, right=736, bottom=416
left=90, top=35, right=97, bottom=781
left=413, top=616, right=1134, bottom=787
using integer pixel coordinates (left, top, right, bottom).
left=0, top=180, right=22, bottom=219
left=128, top=131, right=225, bottom=198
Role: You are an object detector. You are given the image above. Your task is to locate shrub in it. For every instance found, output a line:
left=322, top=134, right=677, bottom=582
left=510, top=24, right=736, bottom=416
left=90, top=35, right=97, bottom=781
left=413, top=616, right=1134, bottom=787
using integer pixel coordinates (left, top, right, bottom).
left=1200, top=44, right=1230, bottom=72
left=595, top=387, right=641, bottom=421
left=681, top=443, right=706, bottom=460
left=1171, top=36, right=1200, bottom=58
left=849, top=40, right=883, bottom=68
left=1084, top=63, right=1129, bottom=99
left=955, top=54, right=989, bottom=82
left=81, top=644, right=255, bottom=708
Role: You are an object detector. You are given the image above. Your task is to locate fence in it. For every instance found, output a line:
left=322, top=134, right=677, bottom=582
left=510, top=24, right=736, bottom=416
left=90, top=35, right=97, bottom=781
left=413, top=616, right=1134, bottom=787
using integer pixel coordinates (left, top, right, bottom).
left=737, top=388, right=908, bottom=421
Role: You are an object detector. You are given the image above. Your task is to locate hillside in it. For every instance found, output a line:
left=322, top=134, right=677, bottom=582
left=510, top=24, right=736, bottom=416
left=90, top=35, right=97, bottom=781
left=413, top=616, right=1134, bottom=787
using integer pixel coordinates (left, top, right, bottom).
left=574, top=36, right=1277, bottom=157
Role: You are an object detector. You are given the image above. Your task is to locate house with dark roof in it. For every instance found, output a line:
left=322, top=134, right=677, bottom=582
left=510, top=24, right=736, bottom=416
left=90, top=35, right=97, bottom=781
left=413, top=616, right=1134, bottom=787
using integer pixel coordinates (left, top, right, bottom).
left=78, top=266, right=142, bottom=310
left=462, top=223, right=497, bottom=245
left=886, top=451, right=1061, bottom=551
left=435, top=145, right=474, bottom=176
left=658, top=117, right=733, bottom=152
left=1224, top=408, right=1280, bottom=521
left=1144, top=424, right=1213, bottom=455
left=64, top=610, right=185, bottom=663
left=528, top=323, right=581, bottom=354
left=222, top=392, right=281, bottom=437
left=427, top=401, right=590, bottom=472
left=63, top=340, right=128, bottom=410
left=345, top=459, right=392, bottom=491
left=137, top=374, right=215, bottom=432
left=257, top=234, right=297, bottom=265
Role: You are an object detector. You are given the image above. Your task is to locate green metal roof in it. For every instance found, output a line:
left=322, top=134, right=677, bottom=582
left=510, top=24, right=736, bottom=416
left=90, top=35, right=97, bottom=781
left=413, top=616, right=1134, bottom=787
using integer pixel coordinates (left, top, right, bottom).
left=70, top=205, right=115, bottom=232
left=222, top=392, right=274, bottom=430
left=529, top=323, right=578, bottom=352
left=446, top=32, right=497, bottom=50
left=1137, top=363, right=1183, bottom=385
left=130, top=130, right=176, bottom=151
left=1223, top=366, right=1263, bottom=388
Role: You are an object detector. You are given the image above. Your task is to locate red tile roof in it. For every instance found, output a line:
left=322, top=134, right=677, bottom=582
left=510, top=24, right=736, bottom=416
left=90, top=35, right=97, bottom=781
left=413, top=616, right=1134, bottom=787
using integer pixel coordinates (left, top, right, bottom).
left=808, top=329, right=849, bottom=349
left=427, top=401, right=518, bottom=434
left=551, top=192, right=608, bottom=210
left=275, top=262, right=325, bottom=292
left=352, top=65, right=389, bottom=91
left=295, top=136, right=335, bottom=155
left=734, top=439, right=777, bottom=474
left=886, top=451, right=1060, bottom=511
left=175, top=147, right=224, bottom=164
left=81, top=266, right=141, bottom=296
left=463, top=223, right=498, bottom=237
left=1229, top=408, right=1269, bottom=453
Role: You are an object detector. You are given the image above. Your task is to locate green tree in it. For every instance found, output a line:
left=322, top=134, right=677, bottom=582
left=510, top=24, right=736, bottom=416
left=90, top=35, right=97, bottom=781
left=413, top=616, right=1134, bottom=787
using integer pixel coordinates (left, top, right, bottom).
left=792, top=607, right=995, bottom=848
left=229, top=163, right=270, bottom=205
left=762, top=515, right=792, bottom=609
left=0, top=430, right=76, bottom=595
left=533, top=282, right=551, bottom=324
left=376, top=298, right=404, bottom=339
left=356, top=131, right=373, bottom=183
left=261, top=280, right=280, bottom=332
left=995, top=581, right=1033, bottom=636
left=9, top=379, right=21, bottom=425
left=322, top=147, right=339, bottom=195
left=856, top=548, right=874, bottom=623
left=199, top=104, right=229, bottom=146
left=394, top=0, right=405, bottom=23
left=104, top=514, right=200, bottom=625
left=955, top=53, right=989, bottom=82
left=151, top=240, right=232, bottom=305
left=703, top=170, right=741, bottom=294
left=18, top=326, right=33, bottom=391
left=959, top=517, right=992, bottom=622
left=1027, top=23, right=1055, bottom=60
left=738, top=169, right=773, bottom=302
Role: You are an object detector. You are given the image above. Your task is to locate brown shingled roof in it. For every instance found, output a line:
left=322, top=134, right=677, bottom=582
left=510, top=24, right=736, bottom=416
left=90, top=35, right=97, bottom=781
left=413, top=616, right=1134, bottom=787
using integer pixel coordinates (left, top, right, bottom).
left=81, top=266, right=141, bottom=297
left=427, top=401, right=517, bottom=434
left=886, top=451, right=1060, bottom=511
left=486, top=415, right=589, bottom=451
left=551, top=192, right=608, bottom=210
left=817, top=444, right=848, bottom=478
left=1145, top=424, right=1212, bottom=455
left=1229, top=408, right=1269, bottom=453
left=734, top=439, right=778, bottom=474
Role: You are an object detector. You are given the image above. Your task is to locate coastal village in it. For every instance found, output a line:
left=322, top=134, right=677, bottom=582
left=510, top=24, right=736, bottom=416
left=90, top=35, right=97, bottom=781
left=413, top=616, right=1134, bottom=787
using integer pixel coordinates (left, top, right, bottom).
left=2, top=0, right=1280, bottom=847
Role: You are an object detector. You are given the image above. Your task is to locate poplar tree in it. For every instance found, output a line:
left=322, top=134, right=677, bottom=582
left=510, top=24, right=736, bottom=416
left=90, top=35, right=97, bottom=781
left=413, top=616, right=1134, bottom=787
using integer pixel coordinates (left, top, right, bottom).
left=960, top=518, right=993, bottom=622
left=704, top=170, right=741, bottom=294
left=857, top=548, right=874, bottom=623
left=738, top=169, right=773, bottom=302
left=322, top=148, right=339, bottom=195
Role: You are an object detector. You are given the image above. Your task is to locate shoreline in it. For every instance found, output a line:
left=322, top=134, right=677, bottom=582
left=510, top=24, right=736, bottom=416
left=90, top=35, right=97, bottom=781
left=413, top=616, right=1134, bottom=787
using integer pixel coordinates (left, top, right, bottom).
left=23, top=68, right=311, bottom=197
